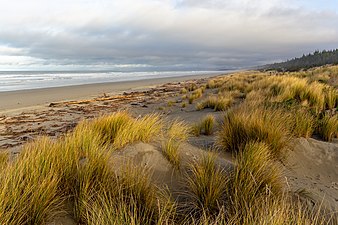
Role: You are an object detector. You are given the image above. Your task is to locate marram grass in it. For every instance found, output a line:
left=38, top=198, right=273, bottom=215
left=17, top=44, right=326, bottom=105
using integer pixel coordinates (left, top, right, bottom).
left=196, top=96, right=233, bottom=111
left=162, top=138, right=181, bottom=169
left=0, top=73, right=336, bottom=225
left=318, top=113, right=338, bottom=142
left=216, top=105, right=292, bottom=158
left=191, top=114, right=216, bottom=136
left=181, top=153, right=227, bottom=219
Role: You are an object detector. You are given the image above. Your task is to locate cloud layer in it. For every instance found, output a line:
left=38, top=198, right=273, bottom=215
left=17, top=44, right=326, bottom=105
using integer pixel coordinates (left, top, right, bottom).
left=0, top=0, right=337, bottom=70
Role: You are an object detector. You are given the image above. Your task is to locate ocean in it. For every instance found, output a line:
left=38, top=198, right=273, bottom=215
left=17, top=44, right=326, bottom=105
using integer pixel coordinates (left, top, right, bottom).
left=0, top=70, right=223, bottom=92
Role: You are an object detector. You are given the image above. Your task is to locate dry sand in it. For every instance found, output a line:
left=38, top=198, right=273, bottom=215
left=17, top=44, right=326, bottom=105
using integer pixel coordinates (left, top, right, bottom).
left=0, top=73, right=229, bottom=149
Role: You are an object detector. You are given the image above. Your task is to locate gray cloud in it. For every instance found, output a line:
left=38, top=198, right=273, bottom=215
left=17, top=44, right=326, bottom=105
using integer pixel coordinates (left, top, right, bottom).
left=0, top=0, right=337, bottom=70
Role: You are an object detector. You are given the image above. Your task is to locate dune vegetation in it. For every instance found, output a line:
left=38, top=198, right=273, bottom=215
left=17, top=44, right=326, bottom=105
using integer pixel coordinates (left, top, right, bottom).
left=0, top=66, right=337, bottom=224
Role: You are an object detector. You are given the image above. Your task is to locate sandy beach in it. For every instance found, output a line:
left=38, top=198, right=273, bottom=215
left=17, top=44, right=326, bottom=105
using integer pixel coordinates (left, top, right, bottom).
left=0, top=73, right=222, bottom=114
left=0, top=73, right=226, bottom=149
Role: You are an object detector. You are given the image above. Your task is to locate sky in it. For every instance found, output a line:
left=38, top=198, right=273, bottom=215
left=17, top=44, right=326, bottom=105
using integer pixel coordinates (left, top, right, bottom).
left=0, top=0, right=337, bottom=71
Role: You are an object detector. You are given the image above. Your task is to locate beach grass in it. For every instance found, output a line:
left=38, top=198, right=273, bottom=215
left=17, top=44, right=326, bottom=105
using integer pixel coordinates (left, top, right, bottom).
left=0, top=66, right=337, bottom=224
left=191, top=114, right=216, bottom=136
left=162, top=138, right=181, bottom=169
left=182, top=153, right=227, bottom=219
left=318, top=113, right=338, bottom=142
left=196, top=96, right=233, bottom=111
left=216, top=105, right=292, bottom=158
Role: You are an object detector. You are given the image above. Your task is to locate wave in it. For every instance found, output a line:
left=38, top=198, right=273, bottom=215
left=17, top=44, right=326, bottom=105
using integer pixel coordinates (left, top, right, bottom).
left=0, top=70, right=222, bottom=92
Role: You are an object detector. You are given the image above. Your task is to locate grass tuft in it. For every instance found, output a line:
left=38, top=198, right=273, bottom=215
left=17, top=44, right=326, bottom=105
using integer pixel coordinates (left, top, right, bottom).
left=162, top=138, right=181, bottom=169
left=226, top=142, right=284, bottom=222
left=216, top=106, right=291, bottom=158
left=191, top=114, right=216, bottom=136
left=182, top=153, right=227, bottom=219
left=318, top=113, right=338, bottom=142
left=0, top=137, right=64, bottom=225
left=167, top=120, right=190, bottom=142
left=201, top=114, right=216, bottom=135
left=324, top=87, right=338, bottom=110
left=290, top=108, right=315, bottom=138
left=196, top=96, right=233, bottom=111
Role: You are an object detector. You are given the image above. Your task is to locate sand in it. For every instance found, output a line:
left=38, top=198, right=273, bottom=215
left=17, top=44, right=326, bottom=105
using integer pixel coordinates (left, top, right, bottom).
left=0, top=73, right=226, bottom=149
left=0, top=73, right=221, bottom=114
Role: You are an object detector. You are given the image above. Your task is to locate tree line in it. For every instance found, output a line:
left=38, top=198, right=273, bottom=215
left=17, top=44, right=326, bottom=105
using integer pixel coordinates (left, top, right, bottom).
left=263, top=49, right=338, bottom=71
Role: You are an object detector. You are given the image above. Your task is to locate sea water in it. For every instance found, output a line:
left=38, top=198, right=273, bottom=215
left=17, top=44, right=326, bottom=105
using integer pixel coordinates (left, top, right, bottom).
left=0, top=70, right=223, bottom=92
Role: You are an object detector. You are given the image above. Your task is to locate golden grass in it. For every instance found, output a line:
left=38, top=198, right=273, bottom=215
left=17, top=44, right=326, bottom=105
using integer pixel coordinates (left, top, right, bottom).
left=162, top=138, right=181, bottom=169
left=113, top=114, right=163, bottom=149
left=180, top=87, right=188, bottom=94
left=167, top=120, right=190, bottom=142
left=0, top=150, right=9, bottom=168
left=290, top=108, right=316, bottom=138
left=0, top=112, right=167, bottom=224
left=196, top=96, right=233, bottom=111
left=182, top=153, right=227, bottom=219
left=324, top=87, right=338, bottom=110
left=188, top=88, right=204, bottom=104
left=191, top=114, right=216, bottom=136
left=191, top=123, right=203, bottom=136
left=0, top=138, right=64, bottom=225
left=81, top=166, right=165, bottom=225
left=180, top=142, right=335, bottom=225
left=1, top=67, right=337, bottom=224
left=206, top=79, right=224, bottom=89
left=217, top=106, right=291, bottom=158
left=225, top=142, right=283, bottom=223
left=89, top=112, right=163, bottom=149
left=201, top=114, right=216, bottom=135
left=162, top=120, right=190, bottom=168
left=168, top=100, right=175, bottom=107
left=186, top=83, right=198, bottom=92
left=254, top=75, right=334, bottom=113
left=206, top=79, right=216, bottom=89
left=88, top=112, right=163, bottom=149
left=90, top=111, right=132, bottom=144
left=318, top=113, right=338, bottom=142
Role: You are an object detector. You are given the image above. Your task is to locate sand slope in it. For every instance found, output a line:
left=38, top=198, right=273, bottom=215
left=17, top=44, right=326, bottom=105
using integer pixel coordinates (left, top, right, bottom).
left=286, top=138, right=338, bottom=211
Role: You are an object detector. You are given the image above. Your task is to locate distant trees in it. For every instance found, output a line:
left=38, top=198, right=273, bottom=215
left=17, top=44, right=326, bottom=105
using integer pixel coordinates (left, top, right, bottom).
left=264, top=49, right=338, bottom=71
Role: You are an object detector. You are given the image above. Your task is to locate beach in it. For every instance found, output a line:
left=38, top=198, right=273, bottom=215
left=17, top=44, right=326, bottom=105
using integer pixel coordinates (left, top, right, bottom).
left=0, top=73, right=226, bottom=149
left=0, top=73, right=221, bottom=114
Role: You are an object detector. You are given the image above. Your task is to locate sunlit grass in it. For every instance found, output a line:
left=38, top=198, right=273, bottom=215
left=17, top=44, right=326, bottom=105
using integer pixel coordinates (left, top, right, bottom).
left=0, top=150, right=9, bottom=169
left=0, top=138, right=64, bottom=225
left=196, top=96, right=233, bottom=111
left=216, top=105, right=291, bottom=158
left=162, top=120, right=190, bottom=169
left=0, top=67, right=337, bottom=224
left=162, top=138, right=181, bottom=169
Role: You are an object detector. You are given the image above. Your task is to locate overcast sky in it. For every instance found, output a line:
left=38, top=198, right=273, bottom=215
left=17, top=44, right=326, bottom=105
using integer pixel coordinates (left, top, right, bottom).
left=0, top=0, right=337, bottom=71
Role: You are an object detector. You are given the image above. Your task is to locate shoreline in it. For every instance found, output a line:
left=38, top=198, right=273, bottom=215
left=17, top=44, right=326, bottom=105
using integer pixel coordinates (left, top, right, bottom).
left=0, top=73, right=224, bottom=114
